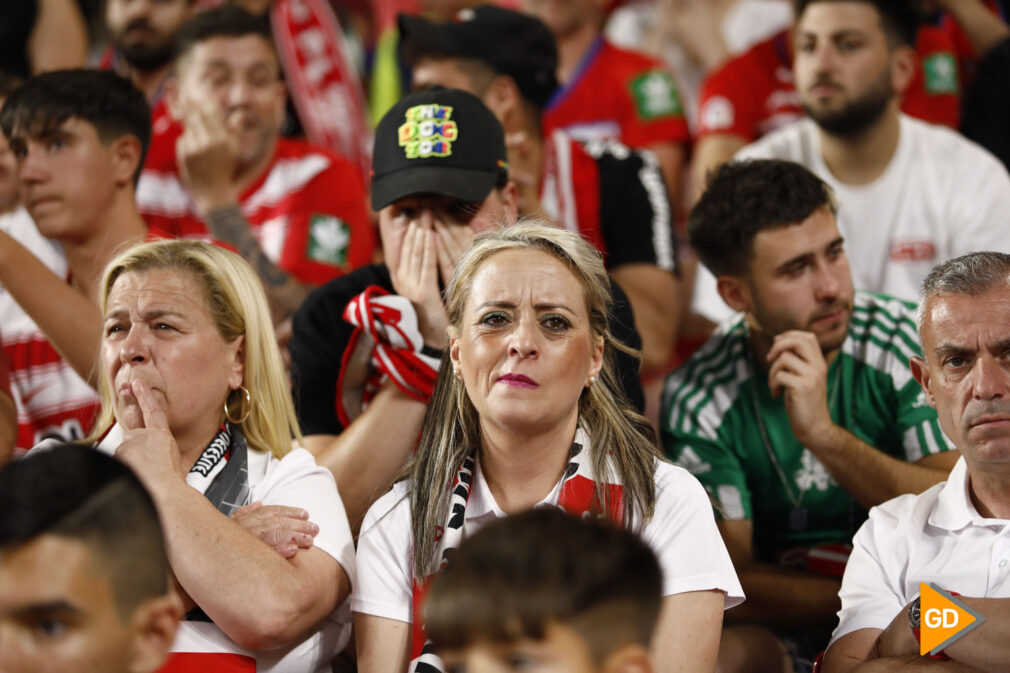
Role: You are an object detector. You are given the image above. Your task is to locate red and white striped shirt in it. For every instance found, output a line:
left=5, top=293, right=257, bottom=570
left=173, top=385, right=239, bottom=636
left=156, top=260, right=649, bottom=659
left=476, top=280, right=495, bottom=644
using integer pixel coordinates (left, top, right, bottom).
left=1, top=208, right=99, bottom=454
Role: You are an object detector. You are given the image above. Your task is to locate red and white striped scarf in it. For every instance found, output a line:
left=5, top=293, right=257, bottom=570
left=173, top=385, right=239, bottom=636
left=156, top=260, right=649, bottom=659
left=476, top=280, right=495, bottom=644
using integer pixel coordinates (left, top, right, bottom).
left=408, top=427, right=625, bottom=672
left=271, top=0, right=372, bottom=182
left=336, top=285, right=440, bottom=427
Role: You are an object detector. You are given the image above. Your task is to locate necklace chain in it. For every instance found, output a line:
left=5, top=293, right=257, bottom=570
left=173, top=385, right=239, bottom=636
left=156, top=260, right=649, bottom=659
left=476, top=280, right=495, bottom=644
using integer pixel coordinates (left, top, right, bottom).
left=750, top=355, right=842, bottom=510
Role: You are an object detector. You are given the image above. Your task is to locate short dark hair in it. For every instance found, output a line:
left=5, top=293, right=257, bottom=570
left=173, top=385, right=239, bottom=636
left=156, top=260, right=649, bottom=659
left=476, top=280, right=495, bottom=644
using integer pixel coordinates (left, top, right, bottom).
left=689, top=159, right=836, bottom=277
left=0, top=445, right=169, bottom=619
left=0, top=70, right=23, bottom=100
left=424, top=508, right=662, bottom=663
left=795, top=0, right=921, bottom=47
left=175, top=5, right=275, bottom=62
left=398, top=7, right=559, bottom=111
left=0, top=69, right=151, bottom=185
left=401, top=49, right=500, bottom=100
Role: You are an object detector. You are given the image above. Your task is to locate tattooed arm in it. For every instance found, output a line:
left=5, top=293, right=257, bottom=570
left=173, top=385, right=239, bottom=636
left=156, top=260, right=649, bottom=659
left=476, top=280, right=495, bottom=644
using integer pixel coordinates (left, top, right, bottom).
left=175, top=99, right=310, bottom=323
left=203, top=205, right=308, bottom=322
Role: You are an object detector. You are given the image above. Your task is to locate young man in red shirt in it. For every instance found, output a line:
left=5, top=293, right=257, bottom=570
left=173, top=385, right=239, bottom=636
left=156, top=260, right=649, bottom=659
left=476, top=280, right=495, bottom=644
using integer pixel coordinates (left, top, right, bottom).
left=521, top=0, right=690, bottom=202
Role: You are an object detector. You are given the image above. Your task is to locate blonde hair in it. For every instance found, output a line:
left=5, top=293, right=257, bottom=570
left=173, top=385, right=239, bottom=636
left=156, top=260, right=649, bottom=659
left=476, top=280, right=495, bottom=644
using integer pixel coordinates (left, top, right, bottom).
left=93, top=240, right=302, bottom=458
left=408, top=220, right=661, bottom=578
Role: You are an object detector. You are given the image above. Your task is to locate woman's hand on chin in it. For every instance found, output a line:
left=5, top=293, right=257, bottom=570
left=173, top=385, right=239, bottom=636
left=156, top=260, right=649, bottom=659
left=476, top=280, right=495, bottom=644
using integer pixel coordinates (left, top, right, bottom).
left=116, top=379, right=184, bottom=491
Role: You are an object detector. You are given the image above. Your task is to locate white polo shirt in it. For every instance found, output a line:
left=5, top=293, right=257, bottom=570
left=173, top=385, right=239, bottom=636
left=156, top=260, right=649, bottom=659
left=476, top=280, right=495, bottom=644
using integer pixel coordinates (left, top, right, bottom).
left=830, top=457, right=1010, bottom=645
left=354, top=457, right=744, bottom=625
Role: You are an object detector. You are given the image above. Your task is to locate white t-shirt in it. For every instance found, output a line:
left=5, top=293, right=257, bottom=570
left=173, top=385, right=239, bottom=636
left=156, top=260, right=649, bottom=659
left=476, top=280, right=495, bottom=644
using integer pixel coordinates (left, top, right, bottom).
left=353, top=458, right=745, bottom=625
left=736, top=114, right=1010, bottom=302
left=605, top=0, right=793, bottom=130
left=97, top=428, right=356, bottom=673
left=830, top=458, right=1010, bottom=646
left=692, top=114, right=1010, bottom=323
left=1, top=207, right=66, bottom=273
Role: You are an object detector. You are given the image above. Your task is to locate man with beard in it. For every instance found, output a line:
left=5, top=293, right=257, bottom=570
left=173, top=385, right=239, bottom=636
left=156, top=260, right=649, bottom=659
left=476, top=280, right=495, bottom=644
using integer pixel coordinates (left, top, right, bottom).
left=661, top=160, right=959, bottom=673
left=137, top=6, right=374, bottom=324
left=822, top=252, right=1010, bottom=673
left=104, top=0, right=194, bottom=101
left=733, top=0, right=1010, bottom=306
left=103, top=0, right=195, bottom=171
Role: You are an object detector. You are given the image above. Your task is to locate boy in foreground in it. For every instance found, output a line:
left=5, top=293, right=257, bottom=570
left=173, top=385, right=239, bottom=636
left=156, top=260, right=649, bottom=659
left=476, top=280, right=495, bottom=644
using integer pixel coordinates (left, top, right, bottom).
left=425, top=507, right=663, bottom=673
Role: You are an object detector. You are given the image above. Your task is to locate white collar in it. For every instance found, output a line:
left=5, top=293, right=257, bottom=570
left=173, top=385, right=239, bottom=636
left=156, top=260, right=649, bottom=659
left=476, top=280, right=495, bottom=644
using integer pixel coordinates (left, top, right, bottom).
left=929, top=457, right=1010, bottom=530
left=465, top=427, right=589, bottom=521
left=95, top=423, right=124, bottom=455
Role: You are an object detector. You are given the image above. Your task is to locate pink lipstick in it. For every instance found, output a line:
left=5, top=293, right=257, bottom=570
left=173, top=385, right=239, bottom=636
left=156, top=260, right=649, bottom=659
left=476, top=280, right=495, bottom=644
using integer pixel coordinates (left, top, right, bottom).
left=497, top=373, right=539, bottom=388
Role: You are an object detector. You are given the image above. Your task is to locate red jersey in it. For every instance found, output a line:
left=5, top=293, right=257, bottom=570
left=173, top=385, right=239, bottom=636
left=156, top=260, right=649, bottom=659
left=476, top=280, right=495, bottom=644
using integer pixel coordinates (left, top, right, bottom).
left=543, top=38, right=690, bottom=150
left=940, top=1, right=1006, bottom=83
left=0, top=210, right=99, bottom=454
left=137, top=138, right=376, bottom=287
left=0, top=342, right=8, bottom=398
left=4, top=328, right=100, bottom=454
left=540, top=131, right=676, bottom=273
left=697, top=27, right=961, bottom=142
left=145, top=97, right=183, bottom=173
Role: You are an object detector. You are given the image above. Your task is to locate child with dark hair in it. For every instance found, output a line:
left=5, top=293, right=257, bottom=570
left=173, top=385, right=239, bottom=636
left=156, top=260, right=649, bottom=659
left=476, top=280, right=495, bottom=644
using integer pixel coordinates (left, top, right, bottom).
left=425, top=507, right=663, bottom=673
left=0, top=444, right=180, bottom=673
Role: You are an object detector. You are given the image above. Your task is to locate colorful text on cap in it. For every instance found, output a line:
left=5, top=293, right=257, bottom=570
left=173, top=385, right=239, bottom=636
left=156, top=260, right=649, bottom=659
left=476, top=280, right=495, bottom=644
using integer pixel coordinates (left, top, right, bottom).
left=399, top=104, right=458, bottom=159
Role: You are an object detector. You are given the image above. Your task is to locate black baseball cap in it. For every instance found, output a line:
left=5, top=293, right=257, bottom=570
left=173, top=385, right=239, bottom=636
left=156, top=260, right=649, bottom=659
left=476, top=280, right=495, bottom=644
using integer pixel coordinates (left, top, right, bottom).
left=371, top=87, right=509, bottom=211
left=398, top=6, right=559, bottom=109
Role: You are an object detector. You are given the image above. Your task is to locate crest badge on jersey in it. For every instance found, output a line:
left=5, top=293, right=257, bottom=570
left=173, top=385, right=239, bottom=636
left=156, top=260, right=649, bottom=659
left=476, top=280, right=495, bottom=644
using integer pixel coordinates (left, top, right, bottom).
left=794, top=449, right=836, bottom=492
left=922, top=53, right=959, bottom=95
left=700, top=96, right=735, bottom=132
left=307, top=214, right=350, bottom=267
left=398, top=104, right=458, bottom=158
left=629, top=71, right=683, bottom=120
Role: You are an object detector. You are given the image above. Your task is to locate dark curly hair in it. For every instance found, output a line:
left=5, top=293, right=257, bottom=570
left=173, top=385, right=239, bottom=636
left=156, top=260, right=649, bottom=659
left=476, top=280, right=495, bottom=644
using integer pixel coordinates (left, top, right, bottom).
left=0, top=69, right=151, bottom=185
left=688, top=159, right=836, bottom=277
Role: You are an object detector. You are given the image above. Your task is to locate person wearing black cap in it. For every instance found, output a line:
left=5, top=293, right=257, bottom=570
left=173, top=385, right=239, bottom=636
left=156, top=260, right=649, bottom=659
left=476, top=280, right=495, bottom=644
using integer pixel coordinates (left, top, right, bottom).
left=521, top=0, right=688, bottom=201
left=289, top=87, right=645, bottom=532
left=400, top=4, right=681, bottom=387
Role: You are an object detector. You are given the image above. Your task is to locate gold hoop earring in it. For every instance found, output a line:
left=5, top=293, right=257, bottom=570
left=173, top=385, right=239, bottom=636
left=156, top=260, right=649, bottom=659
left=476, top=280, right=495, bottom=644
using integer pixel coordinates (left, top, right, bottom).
left=224, top=385, right=252, bottom=424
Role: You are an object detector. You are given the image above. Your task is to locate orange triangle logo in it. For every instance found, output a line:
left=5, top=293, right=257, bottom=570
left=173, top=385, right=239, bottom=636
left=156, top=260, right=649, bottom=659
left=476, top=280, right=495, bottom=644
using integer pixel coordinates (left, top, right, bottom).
left=919, top=583, right=985, bottom=656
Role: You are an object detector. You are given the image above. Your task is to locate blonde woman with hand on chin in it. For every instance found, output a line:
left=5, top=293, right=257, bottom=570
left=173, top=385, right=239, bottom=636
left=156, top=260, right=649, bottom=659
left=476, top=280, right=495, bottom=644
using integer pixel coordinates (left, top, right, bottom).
left=82, top=239, right=354, bottom=672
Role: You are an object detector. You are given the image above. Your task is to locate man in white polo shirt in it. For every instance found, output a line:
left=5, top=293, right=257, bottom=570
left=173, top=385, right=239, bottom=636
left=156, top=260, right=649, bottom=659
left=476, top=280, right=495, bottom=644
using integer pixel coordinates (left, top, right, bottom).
left=822, top=251, right=1010, bottom=672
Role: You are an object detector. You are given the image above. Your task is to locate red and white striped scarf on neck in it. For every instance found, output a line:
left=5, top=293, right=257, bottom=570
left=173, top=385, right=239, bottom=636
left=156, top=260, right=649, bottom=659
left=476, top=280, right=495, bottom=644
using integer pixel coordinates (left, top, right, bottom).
left=408, top=426, right=625, bottom=673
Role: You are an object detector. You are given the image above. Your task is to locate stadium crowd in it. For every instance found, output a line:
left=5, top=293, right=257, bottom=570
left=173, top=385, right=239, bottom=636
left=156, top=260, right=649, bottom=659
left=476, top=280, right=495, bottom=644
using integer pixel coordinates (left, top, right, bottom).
left=1, top=1, right=1010, bottom=672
